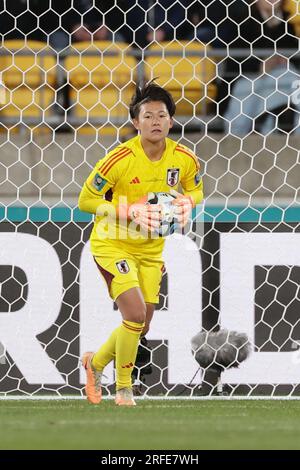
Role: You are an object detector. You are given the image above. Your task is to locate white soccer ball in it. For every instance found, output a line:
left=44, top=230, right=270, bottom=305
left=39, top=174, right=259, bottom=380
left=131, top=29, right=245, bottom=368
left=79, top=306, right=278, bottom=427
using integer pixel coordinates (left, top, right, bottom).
left=147, top=192, right=178, bottom=236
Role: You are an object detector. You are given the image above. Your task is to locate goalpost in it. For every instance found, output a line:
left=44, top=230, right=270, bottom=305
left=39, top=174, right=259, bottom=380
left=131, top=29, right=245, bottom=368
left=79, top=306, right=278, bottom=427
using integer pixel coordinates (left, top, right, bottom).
left=0, top=0, right=299, bottom=398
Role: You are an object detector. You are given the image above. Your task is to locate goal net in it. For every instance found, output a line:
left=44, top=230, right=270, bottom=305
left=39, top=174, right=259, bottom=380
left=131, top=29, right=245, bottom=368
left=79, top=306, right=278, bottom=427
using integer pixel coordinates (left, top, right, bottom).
left=0, top=0, right=299, bottom=398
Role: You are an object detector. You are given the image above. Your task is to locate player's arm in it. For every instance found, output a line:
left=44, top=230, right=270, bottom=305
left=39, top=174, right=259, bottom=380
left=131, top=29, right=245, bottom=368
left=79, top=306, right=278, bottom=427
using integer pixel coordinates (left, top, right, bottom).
left=171, top=150, right=204, bottom=227
left=181, top=178, right=204, bottom=206
left=78, top=154, right=162, bottom=231
left=78, top=163, right=115, bottom=215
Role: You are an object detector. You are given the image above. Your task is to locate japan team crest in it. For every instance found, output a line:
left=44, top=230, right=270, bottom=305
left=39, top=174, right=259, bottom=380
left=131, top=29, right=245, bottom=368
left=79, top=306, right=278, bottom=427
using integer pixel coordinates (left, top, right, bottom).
left=116, top=260, right=130, bottom=274
left=166, top=168, right=179, bottom=187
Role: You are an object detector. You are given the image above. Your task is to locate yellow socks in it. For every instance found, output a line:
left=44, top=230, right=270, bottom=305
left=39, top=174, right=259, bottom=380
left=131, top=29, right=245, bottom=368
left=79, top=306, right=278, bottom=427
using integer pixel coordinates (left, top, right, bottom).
left=115, top=320, right=144, bottom=390
left=91, top=320, right=144, bottom=391
left=92, top=326, right=119, bottom=371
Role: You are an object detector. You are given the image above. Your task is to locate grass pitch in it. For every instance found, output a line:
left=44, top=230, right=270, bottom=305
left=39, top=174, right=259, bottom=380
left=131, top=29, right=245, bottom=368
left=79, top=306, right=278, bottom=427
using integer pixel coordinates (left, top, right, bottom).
left=0, top=399, right=300, bottom=450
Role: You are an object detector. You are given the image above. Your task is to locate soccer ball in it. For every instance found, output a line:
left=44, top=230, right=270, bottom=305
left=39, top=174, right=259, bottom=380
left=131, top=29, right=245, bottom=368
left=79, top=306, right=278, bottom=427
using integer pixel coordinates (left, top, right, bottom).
left=147, top=192, right=177, bottom=237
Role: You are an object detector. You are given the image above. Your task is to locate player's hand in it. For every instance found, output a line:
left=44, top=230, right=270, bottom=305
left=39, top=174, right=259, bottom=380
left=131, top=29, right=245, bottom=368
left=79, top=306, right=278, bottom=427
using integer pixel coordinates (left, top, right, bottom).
left=129, top=201, right=163, bottom=232
left=170, top=189, right=194, bottom=228
left=118, top=196, right=162, bottom=232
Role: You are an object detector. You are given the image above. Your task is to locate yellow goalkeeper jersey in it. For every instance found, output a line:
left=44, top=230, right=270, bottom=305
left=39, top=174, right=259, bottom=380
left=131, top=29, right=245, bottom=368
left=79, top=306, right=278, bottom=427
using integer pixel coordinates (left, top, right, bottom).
left=79, top=135, right=203, bottom=256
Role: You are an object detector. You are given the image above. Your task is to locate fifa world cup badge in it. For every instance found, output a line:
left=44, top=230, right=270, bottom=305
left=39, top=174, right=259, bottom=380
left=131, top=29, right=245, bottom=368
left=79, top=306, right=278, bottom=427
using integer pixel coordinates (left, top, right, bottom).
left=93, top=173, right=107, bottom=191
left=194, top=171, right=201, bottom=185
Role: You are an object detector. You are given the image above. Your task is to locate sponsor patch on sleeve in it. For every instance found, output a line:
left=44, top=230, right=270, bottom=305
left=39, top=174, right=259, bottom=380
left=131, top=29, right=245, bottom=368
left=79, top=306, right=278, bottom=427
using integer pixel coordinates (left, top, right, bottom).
left=93, top=173, right=108, bottom=191
left=194, top=171, right=201, bottom=185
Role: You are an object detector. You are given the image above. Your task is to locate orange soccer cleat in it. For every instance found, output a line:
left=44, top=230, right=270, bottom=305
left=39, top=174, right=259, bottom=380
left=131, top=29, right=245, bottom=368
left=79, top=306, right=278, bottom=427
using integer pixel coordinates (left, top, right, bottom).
left=81, top=352, right=102, bottom=404
left=115, top=387, right=136, bottom=406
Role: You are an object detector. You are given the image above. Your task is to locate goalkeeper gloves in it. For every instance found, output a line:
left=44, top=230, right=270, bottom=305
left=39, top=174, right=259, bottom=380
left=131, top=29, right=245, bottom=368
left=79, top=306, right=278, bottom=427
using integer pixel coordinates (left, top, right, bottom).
left=117, top=196, right=162, bottom=232
left=170, top=189, right=194, bottom=227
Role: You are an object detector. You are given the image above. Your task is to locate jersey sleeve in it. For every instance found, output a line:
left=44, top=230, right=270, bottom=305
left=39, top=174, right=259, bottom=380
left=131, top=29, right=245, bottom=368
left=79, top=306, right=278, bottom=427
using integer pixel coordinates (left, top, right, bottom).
left=179, top=147, right=201, bottom=190
left=78, top=146, right=131, bottom=214
left=86, top=146, right=131, bottom=196
left=177, top=146, right=204, bottom=205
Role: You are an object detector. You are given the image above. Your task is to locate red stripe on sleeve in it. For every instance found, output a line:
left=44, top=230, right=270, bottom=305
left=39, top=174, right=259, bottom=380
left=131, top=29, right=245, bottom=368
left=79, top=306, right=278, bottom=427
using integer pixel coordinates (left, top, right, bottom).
left=101, top=150, right=131, bottom=176
left=99, top=147, right=130, bottom=173
left=176, top=146, right=200, bottom=170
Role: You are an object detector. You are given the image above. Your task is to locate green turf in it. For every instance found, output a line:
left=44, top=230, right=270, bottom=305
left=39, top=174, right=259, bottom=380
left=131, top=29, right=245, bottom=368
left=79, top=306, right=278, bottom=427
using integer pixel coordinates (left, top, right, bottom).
left=0, top=399, right=300, bottom=450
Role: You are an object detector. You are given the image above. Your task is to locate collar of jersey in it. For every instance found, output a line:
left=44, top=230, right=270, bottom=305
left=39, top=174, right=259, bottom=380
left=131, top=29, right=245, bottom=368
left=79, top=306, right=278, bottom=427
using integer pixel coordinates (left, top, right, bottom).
left=127, top=135, right=172, bottom=165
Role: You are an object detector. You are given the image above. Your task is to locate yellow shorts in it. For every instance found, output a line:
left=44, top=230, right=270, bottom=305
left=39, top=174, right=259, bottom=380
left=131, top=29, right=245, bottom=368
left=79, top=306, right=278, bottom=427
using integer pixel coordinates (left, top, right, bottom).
left=94, top=249, right=165, bottom=304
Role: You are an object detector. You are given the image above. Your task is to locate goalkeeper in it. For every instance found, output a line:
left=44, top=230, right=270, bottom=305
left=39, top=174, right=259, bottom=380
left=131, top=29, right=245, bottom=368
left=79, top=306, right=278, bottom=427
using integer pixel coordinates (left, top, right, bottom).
left=78, top=80, right=203, bottom=406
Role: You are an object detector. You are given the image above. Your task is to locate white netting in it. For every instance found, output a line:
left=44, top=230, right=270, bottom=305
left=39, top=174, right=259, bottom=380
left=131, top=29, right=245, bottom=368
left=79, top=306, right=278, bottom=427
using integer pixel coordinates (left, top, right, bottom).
left=0, top=0, right=299, bottom=398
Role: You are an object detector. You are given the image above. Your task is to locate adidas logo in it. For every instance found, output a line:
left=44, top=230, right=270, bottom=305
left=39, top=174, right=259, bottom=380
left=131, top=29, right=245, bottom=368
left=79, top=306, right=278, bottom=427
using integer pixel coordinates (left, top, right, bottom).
left=130, top=177, right=140, bottom=184
left=121, top=362, right=134, bottom=369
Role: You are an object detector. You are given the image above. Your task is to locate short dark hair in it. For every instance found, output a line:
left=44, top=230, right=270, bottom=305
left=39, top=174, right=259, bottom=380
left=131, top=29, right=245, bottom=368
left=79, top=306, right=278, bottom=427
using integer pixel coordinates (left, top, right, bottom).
left=129, top=80, right=176, bottom=119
